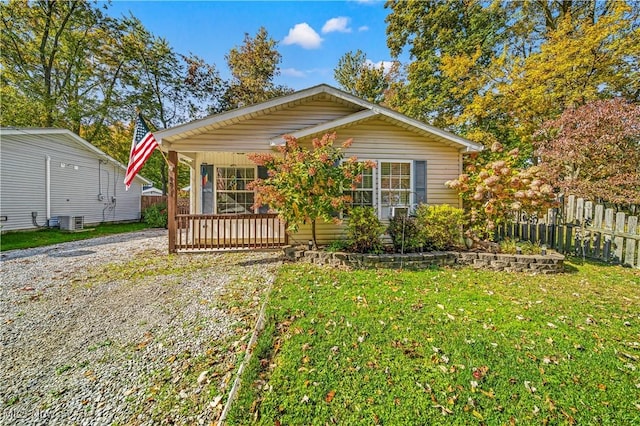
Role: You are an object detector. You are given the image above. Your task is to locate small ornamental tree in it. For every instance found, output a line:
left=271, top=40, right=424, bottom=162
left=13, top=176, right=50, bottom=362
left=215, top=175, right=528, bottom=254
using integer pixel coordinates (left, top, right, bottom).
left=248, top=133, right=375, bottom=248
left=446, top=142, right=557, bottom=241
left=535, top=98, right=640, bottom=206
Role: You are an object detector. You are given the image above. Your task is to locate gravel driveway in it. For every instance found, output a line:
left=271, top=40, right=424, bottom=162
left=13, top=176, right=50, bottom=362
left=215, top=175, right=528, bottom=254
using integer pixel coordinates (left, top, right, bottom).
left=0, top=229, right=282, bottom=425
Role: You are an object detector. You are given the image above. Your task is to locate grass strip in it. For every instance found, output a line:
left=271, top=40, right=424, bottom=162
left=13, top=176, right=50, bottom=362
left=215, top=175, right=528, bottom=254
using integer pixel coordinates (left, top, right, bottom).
left=1, top=222, right=150, bottom=251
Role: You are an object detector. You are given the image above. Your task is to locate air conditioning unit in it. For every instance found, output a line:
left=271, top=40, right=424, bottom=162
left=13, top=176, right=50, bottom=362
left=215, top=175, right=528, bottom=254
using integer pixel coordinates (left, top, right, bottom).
left=390, top=207, right=409, bottom=218
left=59, top=215, right=84, bottom=231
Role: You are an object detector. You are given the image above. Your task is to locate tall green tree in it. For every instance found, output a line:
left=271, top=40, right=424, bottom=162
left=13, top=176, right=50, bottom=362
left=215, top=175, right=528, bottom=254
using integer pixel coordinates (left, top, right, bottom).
left=384, top=0, right=640, bottom=161
left=333, top=49, right=398, bottom=104
left=1, top=0, right=118, bottom=131
left=220, top=27, right=292, bottom=111
left=1, top=1, right=222, bottom=191
left=385, top=0, right=507, bottom=128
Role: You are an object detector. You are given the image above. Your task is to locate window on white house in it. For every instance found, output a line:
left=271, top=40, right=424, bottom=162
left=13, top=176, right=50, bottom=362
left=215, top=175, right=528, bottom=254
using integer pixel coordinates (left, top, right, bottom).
left=379, top=161, right=411, bottom=219
left=215, top=167, right=255, bottom=214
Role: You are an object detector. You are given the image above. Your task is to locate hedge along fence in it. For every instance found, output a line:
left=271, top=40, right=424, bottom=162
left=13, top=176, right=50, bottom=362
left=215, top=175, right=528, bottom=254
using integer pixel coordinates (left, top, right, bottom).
left=497, top=195, right=639, bottom=268
left=284, top=246, right=565, bottom=274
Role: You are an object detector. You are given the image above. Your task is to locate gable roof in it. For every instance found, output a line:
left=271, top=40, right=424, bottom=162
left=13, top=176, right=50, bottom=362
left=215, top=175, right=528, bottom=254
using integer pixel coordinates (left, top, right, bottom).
left=0, top=127, right=152, bottom=185
left=154, top=84, right=484, bottom=152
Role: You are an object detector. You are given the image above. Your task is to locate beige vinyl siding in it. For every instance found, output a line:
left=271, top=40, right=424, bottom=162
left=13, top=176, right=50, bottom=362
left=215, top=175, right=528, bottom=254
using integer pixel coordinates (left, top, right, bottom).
left=290, top=221, right=348, bottom=246
left=164, top=99, right=362, bottom=152
left=299, top=117, right=463, bottom=206
left=291, top=119, right=463, bottom=244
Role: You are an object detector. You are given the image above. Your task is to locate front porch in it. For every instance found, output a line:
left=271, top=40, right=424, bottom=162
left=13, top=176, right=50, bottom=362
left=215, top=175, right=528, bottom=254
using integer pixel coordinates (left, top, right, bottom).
left=174, top=213, right=287, bottom=252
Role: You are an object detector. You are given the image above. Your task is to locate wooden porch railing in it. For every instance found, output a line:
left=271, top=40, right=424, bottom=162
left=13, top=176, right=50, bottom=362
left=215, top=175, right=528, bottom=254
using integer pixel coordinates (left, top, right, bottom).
left=174, top=213, right=288, bottom=251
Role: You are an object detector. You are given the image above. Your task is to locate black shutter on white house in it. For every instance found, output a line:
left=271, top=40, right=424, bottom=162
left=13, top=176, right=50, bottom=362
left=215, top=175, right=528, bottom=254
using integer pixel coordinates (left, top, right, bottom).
left=414, top=160, right=427, bottom=205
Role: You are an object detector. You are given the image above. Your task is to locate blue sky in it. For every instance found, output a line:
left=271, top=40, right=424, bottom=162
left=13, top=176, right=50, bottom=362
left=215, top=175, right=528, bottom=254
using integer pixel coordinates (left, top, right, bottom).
left=105, top=0, right=401, bottom=90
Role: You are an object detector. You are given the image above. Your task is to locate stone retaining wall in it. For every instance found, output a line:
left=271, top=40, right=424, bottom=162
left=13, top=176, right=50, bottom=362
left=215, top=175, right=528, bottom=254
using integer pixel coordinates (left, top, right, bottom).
left=283, top=246, right=565, bottom=274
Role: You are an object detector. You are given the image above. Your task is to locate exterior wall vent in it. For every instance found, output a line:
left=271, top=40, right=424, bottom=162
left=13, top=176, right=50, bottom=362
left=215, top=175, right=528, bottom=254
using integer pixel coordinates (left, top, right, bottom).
left=59, top=216, right=84, bottom=231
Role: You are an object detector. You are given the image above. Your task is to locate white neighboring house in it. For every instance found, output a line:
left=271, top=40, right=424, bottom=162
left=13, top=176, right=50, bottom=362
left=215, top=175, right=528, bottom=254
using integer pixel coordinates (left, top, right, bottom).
left=0, top=128, right=152, bottom=232
left=142, top=186, right=164, bottom=196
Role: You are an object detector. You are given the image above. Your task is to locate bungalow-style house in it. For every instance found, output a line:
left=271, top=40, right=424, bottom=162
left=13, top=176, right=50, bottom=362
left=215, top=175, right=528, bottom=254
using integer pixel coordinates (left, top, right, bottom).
left=0, top=128, right=151, bottom=232
left=155, top=84, right=483, bottom=252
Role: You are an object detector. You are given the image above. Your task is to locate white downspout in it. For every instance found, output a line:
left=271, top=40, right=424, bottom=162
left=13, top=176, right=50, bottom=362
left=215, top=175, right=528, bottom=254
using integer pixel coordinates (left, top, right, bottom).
left=46, top=155, right=51, bottom=223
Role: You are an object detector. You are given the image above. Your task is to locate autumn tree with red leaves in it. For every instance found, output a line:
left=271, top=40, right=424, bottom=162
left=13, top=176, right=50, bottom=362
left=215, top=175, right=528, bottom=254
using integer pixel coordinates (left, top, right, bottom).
left=535, top=98, right=640, bottom=206
left=248, top=133, right=374, bottom=248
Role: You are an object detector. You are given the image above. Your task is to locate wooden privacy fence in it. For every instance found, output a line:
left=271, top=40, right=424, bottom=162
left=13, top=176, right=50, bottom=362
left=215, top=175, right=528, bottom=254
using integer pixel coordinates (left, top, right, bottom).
left=174, top=213, right=288, bottom=251
left=497, top=195, right=640, bottom=268
left=141, top=195, right=189, bottom=214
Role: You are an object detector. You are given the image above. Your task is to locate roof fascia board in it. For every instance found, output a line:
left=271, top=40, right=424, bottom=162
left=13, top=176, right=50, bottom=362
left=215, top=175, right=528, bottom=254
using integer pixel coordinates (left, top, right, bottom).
left=268, top=109, right=378, bottom=146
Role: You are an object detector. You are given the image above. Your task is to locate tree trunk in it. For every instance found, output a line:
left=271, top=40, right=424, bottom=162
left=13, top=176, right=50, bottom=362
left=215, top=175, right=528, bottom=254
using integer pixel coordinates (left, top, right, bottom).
left=311, top=219, right=317, bottom=249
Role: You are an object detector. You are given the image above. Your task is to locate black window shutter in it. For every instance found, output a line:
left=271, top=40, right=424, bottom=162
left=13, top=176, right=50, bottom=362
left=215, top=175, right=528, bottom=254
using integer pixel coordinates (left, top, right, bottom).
left=414, top=160, right=427, bottom=205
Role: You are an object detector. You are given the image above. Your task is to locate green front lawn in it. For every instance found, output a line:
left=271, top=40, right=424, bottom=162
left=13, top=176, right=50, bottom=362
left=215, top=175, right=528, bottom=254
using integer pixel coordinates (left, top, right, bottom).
left=228, top=259, right=640, bottom=425
left=0, top=222, right=151, bottom=251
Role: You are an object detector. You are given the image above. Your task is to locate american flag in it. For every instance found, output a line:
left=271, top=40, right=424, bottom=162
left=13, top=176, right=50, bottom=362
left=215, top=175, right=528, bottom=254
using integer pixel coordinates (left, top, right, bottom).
left=124, top=114, right=158, bottom=190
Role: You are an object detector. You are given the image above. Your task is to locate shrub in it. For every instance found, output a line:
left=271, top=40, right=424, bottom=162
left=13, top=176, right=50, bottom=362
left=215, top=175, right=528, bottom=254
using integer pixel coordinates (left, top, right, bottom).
left=446, top=142, right=557, bottom=241
left=143, top=203, right=167, bottom=228
left=415, top=204, right=465, bottom=250
left=325, top=240, right=351, bottom=252
left=387, top=215, right=422, bottom=253
left=499, top=238, right=542, bottom=255
left=346, top=207, right=384, bottom=253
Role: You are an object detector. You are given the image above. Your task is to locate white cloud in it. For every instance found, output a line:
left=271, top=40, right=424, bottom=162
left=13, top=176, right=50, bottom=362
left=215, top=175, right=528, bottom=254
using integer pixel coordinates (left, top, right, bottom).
left=365, top=59, right=396, bottom=74
left=322, top=17, right=352, bottom=34
left=281, top=68, right=307, bottom=78
left=282, top=23, right=323, bottom=49
left=358, top=25, right=369, bottom=32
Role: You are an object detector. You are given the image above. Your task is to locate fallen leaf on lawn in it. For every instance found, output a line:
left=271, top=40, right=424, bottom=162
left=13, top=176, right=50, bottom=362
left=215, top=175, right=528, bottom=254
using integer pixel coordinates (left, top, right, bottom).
left=472, top=410, right=484, bottom=420
left=301, top=395, right=310, bottom=403
left=524, top=381, right=537, bottom=393
left=597, top=383, right=607, bottom=391
left=480, top=389, right=495, bottom=398
left=433, top=404, right=453, bottom=415
left=210, top=395, right=223, bottom=408
left=325, top=390, right=336, bottom=403
left=437, top=304, right=445, bottom=310
left=547, top=322, right=557, bottom=328
left=197, top=370, right=209, bottom=385
left=620, top=352, right=639, bottom=361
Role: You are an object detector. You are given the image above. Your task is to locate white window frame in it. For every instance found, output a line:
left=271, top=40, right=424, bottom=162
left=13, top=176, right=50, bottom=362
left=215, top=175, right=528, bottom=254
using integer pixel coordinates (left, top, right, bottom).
left=377, top=160, right=413, bottom=220
left=214, top=166, right=257, bottom=215
left=347, top=159, right=414, bottom=219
